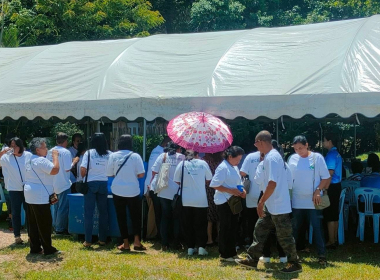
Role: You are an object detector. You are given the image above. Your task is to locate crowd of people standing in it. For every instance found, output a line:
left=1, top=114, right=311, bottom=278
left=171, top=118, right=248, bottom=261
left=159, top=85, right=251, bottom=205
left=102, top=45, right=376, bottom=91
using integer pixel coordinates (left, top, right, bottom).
left=0, top=129, right=350, bottom=274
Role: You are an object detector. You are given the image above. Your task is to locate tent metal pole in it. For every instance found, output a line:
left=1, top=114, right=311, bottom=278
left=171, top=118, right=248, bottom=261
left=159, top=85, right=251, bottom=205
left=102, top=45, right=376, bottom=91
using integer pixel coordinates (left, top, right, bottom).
left=276, top=119, right=279, bottom=143
left=96, top=121, right=100, bottom=133
left=354, top=123, right=357, bottom=158
left=86, top=118, right=90, bottom=149
left=143, top=119, right=147, bottom=162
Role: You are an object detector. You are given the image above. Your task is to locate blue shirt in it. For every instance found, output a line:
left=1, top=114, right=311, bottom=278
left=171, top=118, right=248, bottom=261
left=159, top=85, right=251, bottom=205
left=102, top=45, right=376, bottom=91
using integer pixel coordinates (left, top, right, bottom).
left=325, top=147, right=342, bottom=184
left=360, top=172, right=380, bottom=203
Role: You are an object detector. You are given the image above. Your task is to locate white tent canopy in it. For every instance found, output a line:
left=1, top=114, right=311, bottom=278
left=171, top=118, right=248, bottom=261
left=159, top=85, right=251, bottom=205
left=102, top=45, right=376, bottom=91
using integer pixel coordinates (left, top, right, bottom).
left=1, top=15, right=380, bottom=121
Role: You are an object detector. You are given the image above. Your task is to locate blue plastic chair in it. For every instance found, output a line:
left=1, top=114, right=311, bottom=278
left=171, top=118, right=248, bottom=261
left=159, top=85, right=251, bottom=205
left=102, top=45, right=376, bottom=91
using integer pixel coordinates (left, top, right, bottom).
left=338, top=188, right=347, bottom=245
left=0, top=187, right=6, bottom=216
left=342, top=180, right=360, bottom=230
left=355, top=188, right=380, bottom=243
left=309, top=189, right=347, bottom=245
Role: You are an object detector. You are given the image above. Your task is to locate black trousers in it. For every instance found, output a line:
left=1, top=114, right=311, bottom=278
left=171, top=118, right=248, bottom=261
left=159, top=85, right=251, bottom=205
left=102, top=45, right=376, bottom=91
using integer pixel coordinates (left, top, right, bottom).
left=28, top=204, right=57, bottom=255
left=113, top=194, right=142, bottom=240
left=149, top=190, right=162, bottom=238
left=244, top=206, right=259, bottom=245
left=217, top=202, right=239, bottom=258
left=181, top=206, right=208, bottom=248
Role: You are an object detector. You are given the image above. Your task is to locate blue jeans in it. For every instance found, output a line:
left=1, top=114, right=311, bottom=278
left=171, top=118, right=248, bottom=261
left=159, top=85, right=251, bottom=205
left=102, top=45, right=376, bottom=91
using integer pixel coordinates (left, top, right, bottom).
left=9, top=191, right=27, bottom=238
left=292, top=208, right=326, bottom=257
left=84, top=181, right=108, bottom=243
left=160, top=197, right=180, bottom=247
left=53, top=188, right=71, bottom=232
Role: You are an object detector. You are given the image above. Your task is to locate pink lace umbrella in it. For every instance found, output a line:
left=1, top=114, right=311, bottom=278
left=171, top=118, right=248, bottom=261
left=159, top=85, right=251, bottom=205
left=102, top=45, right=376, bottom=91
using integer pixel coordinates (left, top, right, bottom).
left=167, top=112, right=233, bottom=153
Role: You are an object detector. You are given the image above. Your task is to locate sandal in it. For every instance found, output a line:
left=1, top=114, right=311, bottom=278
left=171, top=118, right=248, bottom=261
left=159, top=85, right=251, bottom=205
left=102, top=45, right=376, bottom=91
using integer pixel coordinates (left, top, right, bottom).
left=83, top=242, right=92, bottom=248
left=133, top=245, right=147, bottom=251
left=98, top=241, right=106, bottom=246
left=15, top=237, right=24, bottom=245
left=318, top=257, right=327, bottom=267
left=117, top=244, right=130, bottom=252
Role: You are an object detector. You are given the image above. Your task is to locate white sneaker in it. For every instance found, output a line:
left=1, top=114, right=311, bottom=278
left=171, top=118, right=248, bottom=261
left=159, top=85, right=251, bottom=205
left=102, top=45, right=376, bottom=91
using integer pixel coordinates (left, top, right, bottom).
left=198, top=247, right=208, bottom=256
left=280, top=256, right=288, bottom=263
left=259, top=256, right=271, bottom=263
left=188, top=248, right=195, bottom=256
left=233, top=255, right=242, bottom=260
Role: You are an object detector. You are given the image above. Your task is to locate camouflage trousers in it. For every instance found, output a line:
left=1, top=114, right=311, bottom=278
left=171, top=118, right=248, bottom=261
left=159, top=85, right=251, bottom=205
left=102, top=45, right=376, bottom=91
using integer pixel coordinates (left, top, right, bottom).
left=247, top=210, right=299, bottom=263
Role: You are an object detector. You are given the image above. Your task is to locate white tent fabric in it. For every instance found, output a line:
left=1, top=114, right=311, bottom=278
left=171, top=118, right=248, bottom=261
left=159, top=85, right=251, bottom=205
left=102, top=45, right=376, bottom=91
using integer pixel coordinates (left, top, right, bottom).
left=1, top=15, right=380, bottom=121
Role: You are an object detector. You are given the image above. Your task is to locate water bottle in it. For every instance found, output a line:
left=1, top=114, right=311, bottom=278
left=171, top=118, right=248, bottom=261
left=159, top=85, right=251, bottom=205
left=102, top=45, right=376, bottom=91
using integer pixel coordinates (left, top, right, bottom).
left=237, top=185, right=244, bottom=192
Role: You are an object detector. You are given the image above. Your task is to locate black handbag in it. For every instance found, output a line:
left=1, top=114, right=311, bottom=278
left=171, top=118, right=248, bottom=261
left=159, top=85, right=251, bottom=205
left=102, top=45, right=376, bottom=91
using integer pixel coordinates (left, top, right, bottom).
left=172, top=160, right=185, bottom=217
left=76, top=151, right=90, bottom=195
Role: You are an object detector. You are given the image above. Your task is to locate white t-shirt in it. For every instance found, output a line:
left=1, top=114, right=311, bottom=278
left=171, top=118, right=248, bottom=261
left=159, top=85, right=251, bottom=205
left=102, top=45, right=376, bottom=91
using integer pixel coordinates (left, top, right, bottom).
left=173, top=159, right=212, bottom=207
left=106, top=150, right=145, bottom=197
left=288, top=152, right=330, bottom=209
left=47, top=146, right=72, bottom=194
left=240, top=152, right=261, bottom=208
left=151, top=152, right=186, bottom=200
left=261, top=149, right=292, bottom=215
left=76, top=155, right=84, bottom=182
left=210, top=160, right=242, bottom=205
left=24, top=155, right=55, bottom=204
left=0, top=152, right=32, bottom=191
left=144, top=145, right=164, bottom=194
left=81, top=149, right=112, bottom=182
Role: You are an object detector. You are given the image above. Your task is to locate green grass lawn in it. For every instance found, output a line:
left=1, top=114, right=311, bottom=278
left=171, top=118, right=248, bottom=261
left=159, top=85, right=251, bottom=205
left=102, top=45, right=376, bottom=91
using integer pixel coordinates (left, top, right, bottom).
left=0, top=223, right=380, bottom=280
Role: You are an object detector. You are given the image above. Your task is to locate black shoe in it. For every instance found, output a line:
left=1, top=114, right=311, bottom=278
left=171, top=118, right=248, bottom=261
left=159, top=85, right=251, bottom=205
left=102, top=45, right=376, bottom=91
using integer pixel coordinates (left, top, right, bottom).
left=318, top=257, right=327, bottom=267
left=280, top=262, right=302, bottom=274
left=235, top=258, right=258, bottom=270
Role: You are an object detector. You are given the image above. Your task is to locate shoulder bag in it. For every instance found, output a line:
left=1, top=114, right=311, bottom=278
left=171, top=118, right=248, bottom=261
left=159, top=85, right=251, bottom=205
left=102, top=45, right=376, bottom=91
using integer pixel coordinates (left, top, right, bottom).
left=115, top=152, right=133, bottom=177
left=30, top=159, right=58, bottom=205
left=172, top=160, right=185, bottom=218
left=156, top=153, right=170, bottom=193
left=313, top=153, right=330, bottom=210
left=76, top=150, right=90, bottom=195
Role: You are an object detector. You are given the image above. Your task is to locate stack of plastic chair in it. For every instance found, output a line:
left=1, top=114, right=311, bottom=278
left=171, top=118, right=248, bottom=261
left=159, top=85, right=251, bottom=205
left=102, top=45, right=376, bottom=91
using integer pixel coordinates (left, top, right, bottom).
left=0, top=187, right=6, bottom=216
left=338, top=188, right=347, bottom=244
left=355, top=188, right=380, bottom=243
left=342, top=180, right=360, bottom=230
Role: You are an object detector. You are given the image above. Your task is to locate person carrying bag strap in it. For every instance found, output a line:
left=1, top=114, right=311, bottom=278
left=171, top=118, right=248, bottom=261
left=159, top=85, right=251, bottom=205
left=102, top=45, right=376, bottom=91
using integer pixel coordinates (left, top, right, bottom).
left=76, top=151, right=91, bottom=195
left=13, top=155, right=24, bottom=188
left=115, top=152, right=133, bottom=177
left=172, top=160, right=185, bottom=217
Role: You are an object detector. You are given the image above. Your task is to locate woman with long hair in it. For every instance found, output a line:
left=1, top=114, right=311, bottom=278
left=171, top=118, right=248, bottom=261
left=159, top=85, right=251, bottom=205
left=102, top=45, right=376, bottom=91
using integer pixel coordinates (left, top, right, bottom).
left=80, top=133, right=111, bottom=247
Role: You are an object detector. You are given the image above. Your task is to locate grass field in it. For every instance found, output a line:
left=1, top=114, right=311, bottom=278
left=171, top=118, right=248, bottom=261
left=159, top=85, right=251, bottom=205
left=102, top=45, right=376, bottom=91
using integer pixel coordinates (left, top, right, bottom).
left=0, top=222, right=379, bottom=280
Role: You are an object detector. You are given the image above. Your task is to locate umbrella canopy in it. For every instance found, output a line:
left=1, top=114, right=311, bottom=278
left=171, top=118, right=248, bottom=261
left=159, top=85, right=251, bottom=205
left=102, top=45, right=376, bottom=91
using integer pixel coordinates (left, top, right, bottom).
left=167, top=112, right=233, bottom=153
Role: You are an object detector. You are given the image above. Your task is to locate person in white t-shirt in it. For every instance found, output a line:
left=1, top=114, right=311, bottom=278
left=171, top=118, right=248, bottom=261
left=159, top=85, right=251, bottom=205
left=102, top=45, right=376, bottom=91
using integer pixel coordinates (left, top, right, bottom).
left=0, top=137, right=32, bottom=244
left=209, top=146, right=246, bottom=262
left=174, top=150, right=212, bottom=256
left=289, top=135, right=330, bottom=266
left=240, top=151, right=261, bottom=246
left=236, top=131, right=302, bottom=274
left=145, top=136, right=171, bottom=240
left=80, top=133, right=111, bottom=247
left=24, top=138, right=60, bottom=256
left=151, top=142, right=185, bottom=250
left=46, top=132, right=73, bottom=234
left=106, top=134, right=146, bottom=251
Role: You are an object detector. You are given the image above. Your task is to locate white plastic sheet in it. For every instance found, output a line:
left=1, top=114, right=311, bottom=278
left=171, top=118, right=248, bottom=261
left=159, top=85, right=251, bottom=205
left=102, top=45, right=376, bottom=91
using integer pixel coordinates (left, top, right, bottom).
left=0, top=16, right=379, bottom=121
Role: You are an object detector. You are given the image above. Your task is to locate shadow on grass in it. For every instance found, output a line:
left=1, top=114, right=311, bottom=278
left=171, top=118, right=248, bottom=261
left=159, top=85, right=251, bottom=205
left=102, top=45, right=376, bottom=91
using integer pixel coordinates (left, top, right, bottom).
left=25, top=252, right=63, bottom=264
